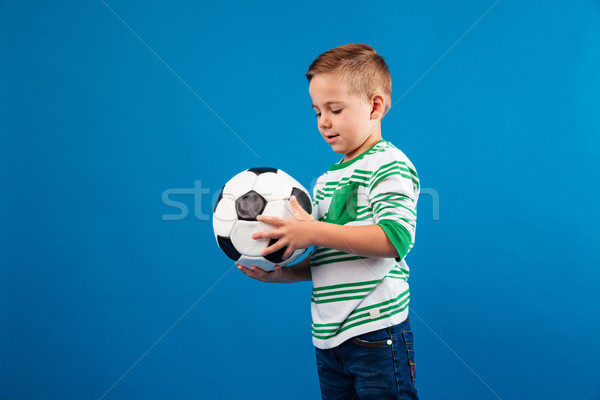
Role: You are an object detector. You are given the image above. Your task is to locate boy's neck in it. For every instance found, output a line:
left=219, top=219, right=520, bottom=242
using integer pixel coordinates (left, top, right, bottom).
left=343, top=131, right=383, bottom=162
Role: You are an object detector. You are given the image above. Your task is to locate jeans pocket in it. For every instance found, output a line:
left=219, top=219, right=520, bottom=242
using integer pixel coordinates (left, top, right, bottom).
left=401, top=329, right=416, bottom=387
left=352, top=328, right=393, bottom=348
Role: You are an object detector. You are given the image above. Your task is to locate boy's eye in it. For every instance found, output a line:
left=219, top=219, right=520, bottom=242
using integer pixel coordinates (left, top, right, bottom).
left=314, top=109, right=341, bottom=118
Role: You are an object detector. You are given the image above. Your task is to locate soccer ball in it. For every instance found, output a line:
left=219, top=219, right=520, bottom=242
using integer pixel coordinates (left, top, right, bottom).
left=212, top=167, right=313, bottom=271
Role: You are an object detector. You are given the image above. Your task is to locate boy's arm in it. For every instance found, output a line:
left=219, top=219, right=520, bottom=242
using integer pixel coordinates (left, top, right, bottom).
left=257, top=152, right=419, bottom=262
left=310, top=222, right=398, bottom=259
left=255, top=197, right=399, bottom=260
left=236, top=253, right=311, bottom=283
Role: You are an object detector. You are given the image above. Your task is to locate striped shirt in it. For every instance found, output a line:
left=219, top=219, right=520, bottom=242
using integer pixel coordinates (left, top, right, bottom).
left=310, top=140, right=420, bottom=349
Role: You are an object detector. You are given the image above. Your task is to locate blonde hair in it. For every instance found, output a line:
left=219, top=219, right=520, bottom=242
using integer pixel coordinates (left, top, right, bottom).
left=306, top=43, right=392, bottom=116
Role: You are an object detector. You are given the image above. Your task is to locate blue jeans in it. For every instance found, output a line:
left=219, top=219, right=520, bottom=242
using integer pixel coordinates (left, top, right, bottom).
left=315, top=318, right=418, bottom=400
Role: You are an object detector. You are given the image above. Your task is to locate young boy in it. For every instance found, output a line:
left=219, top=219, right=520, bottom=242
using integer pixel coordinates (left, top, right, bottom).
left=237, top=43, right=420, bottom=400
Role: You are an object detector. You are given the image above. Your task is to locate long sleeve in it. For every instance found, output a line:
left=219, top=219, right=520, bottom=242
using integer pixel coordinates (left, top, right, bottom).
left=369, top=156, right=420, bottom=260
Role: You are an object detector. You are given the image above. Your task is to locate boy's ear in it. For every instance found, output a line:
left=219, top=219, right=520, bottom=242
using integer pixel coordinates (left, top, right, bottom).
left=370, top=94, right=386, bottom=120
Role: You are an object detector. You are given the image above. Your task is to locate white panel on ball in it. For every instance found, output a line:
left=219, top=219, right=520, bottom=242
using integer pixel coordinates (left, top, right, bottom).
left=212, top=197, right=238, bottom=237
left=276, top=169, right=304, bottom=192
left=230, top=220, right=271, bottom=256
left=223, top=171, right=257, bottom=199
left=253, top=172, right=293, bottom=201
left=261, top=199, right=294, bottom=220
left=237, top=255, right=276, bottom=271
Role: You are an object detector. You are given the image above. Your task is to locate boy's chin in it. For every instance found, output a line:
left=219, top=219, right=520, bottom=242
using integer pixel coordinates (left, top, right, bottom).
left=327, top=142, right=346, bottom=154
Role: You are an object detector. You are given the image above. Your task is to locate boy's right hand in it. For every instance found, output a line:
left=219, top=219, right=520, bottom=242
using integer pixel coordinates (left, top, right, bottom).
left=236, top=263, right=293, bottom=283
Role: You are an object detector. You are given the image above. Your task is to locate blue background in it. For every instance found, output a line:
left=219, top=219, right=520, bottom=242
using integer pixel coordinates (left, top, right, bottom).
left=2, top=1, right=599, bottom=399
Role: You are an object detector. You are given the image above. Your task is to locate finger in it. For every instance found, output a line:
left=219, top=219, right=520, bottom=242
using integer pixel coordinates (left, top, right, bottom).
left=249, top=264, right=269, bottom=279
left=256, top=214, right=283, bottom=226
left=236, top=262, right=247, bottom=270
left=237, top=263, right=259, bottom=278
left=252, top=264, right=284, bottom=282
left=242, top=264, right=270, bottom=282
left=237, top=262, right=255, bottom=275
left=261, top=239, right=287, bottom=257
left=270, top=265, right=283, bottom=280
left=282, top=246, right=297, bottom=261
left=252, top=229, right=281, bottom=240
left=289, top=195, right=310, bottom=218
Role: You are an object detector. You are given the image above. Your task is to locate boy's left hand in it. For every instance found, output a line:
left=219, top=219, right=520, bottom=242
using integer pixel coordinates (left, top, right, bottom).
left=253, top=195, right=316, bottom=260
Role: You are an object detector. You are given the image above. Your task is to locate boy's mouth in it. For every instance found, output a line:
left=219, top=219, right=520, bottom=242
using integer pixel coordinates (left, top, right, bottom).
left=325, top=134, right=340, bottom=143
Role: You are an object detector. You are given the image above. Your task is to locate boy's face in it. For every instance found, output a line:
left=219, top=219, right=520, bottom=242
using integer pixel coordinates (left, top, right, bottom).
left=309, top=72, right=382, bottom=161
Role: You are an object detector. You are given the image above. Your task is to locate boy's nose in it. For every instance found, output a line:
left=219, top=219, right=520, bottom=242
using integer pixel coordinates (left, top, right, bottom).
left=319, top=116, right=332, bottom=130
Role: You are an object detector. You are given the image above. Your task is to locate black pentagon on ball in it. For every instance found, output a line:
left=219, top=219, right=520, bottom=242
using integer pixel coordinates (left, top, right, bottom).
left=217, top=236, right=241, bottom=261
left=264, top=239, right=307, bottom=264
left=291, top=187, right=312, bottom=214
left=214, top=185, right=224, bottom=213
left=235, top=190, right=267, bottom=221
left=247, top=167, right=278, bottom=175
left=264, top=239, right=287, bottom=264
